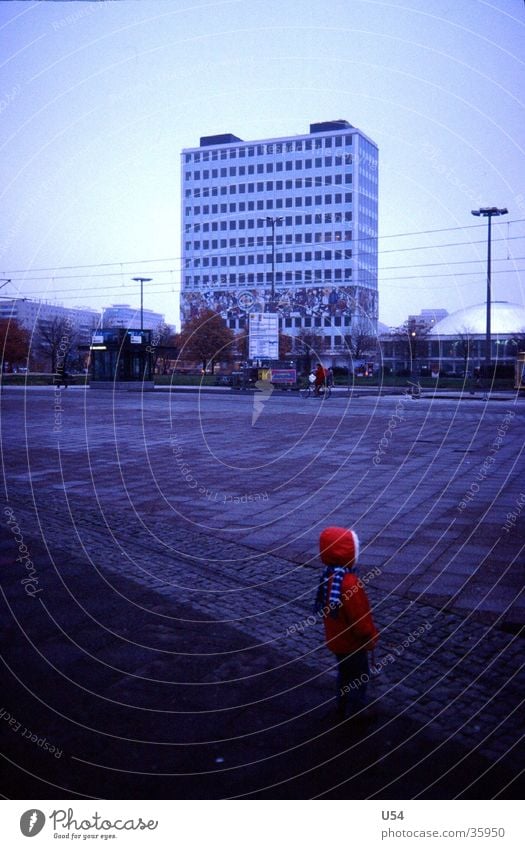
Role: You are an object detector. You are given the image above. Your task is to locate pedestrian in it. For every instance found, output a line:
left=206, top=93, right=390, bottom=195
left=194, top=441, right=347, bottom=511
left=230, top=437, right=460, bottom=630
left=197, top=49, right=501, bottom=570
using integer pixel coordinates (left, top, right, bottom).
left=314, top=526, right=379, bottom=719
left=474, top=367, right=481, bottom=389
left=54, top=366, right=69, bottom=389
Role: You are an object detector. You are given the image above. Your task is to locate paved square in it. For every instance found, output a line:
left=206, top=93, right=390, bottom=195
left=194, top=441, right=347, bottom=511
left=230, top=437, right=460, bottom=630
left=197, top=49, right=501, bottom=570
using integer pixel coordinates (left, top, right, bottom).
left=1, top=386, right=524, bottom=798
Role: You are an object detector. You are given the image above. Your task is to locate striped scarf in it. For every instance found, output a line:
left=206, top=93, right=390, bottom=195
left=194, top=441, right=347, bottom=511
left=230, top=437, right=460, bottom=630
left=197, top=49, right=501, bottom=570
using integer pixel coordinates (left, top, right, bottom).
left=314, top=566, right=352, bottom=618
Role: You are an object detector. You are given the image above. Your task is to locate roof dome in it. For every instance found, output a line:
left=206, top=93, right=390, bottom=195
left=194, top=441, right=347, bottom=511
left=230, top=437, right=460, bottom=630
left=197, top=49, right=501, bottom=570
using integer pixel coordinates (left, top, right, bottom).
left=428, top=301, right=525, bottom=336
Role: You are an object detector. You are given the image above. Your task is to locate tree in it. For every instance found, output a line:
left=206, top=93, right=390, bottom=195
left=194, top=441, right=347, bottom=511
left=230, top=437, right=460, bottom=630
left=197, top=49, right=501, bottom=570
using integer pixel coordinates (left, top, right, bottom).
left=36, top=316, right=79, bottom=374
left=179, top=309, right=235, bottom=373
left=149, top=322, right=178, bottom=375
left=455, top=325, right=476, bottom=374
left=294, top=330, right=324, bottom=373
left=508, top=327, right=525, bottom=356
left=343, top=313, right=377, bottom=361
left=234, top=329, right=249, bottom=361
left=0, top=319, right=30, bottom=372
left=279, top=331, right=293, bottom=359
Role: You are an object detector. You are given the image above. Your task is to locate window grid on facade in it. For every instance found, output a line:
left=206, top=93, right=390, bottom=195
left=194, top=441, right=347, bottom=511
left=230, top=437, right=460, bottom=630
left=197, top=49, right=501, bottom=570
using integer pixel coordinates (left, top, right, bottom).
left=181, top=123, right=378, bottom=349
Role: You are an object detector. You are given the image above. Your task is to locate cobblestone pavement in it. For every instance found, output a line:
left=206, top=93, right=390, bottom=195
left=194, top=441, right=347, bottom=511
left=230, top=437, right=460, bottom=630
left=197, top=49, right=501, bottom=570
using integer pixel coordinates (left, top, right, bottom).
left=1, top=387, right=524, bottom=799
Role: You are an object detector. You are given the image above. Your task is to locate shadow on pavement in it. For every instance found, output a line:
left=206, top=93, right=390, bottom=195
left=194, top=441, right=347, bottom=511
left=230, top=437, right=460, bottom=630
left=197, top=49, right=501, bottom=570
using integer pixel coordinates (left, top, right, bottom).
left=1, top=533, right=522, bottom=800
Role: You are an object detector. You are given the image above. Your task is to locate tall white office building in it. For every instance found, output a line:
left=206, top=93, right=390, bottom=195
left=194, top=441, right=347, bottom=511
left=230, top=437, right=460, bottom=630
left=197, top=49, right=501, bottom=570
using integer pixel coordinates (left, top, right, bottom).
left=180, top=120, right=378, bottom=356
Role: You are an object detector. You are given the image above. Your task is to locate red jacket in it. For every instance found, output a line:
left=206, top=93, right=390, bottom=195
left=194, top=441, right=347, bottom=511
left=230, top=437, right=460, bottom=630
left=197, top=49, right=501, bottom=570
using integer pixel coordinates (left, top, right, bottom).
left=323, top=571, right=379, bottom=655
left=319, top=527, right=379, bottom=654
left=315, top=366, right=326, bottom=385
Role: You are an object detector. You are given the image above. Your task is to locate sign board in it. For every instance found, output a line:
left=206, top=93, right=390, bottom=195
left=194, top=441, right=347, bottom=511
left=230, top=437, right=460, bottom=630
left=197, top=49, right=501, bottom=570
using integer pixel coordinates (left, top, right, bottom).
left=91, top=335, right=104, bottom=344
left=130, top=335, right=143, bottom=344
left=270, top=368, right=297, bottom=385
left=248, top=312, right=279, bottom=360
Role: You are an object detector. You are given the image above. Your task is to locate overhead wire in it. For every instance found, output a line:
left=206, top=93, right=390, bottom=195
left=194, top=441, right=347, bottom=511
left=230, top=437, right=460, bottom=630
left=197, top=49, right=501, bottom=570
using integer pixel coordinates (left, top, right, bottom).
left=3, top=268, right=523, bottom=305
left=1, top=219, right=522, bottom=303
left=2, top=218, right=524, bottom=277
left=3, top=234, right=524, bottom=290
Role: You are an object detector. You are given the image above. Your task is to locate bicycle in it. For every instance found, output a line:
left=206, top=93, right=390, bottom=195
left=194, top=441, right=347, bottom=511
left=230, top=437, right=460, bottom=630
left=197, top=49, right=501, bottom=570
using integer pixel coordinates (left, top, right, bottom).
left=301, top=383, right=331, bottom=399
left=406, top=379, right=422, bottom=399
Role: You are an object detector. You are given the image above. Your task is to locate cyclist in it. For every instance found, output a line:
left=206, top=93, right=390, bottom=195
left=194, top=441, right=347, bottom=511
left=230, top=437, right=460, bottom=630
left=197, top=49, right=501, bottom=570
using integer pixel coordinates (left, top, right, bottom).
left=314, top=363, right=327, bottom=395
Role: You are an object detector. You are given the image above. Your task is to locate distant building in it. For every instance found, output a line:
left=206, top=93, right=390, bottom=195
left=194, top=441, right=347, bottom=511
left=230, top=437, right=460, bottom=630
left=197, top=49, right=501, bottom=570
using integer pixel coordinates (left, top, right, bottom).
left=180, top=120, right=378, bottom=360
left=427, top=301, right=525, bottom=370
left=102, top=303, right=165, bottom=330
left=380, top=301, right=525, bottom=373
left=408, top=309, right=449, bottom=332
left=0, top=299, right=100, bottom=345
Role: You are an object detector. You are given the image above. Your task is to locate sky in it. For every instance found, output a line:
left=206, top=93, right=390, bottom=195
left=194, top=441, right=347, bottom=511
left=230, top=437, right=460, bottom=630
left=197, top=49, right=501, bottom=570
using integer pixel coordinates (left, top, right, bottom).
left=1, top=0, right=524, bottom=329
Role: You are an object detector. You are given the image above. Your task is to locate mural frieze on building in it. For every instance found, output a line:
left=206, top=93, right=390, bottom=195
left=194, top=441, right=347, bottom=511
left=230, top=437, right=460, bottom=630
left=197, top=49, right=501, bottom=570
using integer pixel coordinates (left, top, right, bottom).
left=181, top=285, right=377, bottom=324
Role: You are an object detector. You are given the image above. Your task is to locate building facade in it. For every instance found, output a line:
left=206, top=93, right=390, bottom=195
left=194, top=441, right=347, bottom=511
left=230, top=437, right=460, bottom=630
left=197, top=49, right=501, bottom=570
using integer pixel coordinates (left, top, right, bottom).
left=379, top=301, right=525, bottom=375
left=102, top=303, right=165, bottom=331
left=0, top=298, right=101, bottom=372
left=180, top=120, right=378, bottom=357
left=0, top=299, right=100, bottom=344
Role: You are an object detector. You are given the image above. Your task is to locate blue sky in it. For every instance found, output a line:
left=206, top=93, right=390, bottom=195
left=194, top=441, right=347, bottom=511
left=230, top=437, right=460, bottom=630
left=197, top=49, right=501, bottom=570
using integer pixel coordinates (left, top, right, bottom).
left=1, top=0, right=524, bottom=328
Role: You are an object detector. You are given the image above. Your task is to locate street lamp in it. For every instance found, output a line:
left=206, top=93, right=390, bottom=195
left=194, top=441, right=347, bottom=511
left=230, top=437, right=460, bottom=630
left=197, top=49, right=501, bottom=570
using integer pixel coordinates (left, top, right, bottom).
left=266, top=216, right=283, bottom=309
left=471, top=207, right=508, bottom=368
left=131, top=277, right=152, bottom=331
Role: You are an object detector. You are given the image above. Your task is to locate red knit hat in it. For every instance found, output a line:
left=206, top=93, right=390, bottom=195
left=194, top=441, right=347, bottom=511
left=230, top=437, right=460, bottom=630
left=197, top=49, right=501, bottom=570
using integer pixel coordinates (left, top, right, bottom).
left=319, top=526, right=360, bottom=567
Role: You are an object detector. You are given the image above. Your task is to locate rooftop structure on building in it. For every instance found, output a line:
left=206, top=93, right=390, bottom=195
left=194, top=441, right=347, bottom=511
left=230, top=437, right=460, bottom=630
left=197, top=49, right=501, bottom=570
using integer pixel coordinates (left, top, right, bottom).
left=102, top=303, right=165, bottom=330
left=180, top=120, right=378, bottom=360
left=401, top=308, right=450, bottom=335
left=417, top=309, right=449, bottom=327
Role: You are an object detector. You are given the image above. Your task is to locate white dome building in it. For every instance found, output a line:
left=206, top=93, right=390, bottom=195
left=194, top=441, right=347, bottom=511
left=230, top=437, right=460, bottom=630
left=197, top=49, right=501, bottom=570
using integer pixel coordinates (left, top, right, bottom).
left=428, top=301, right=525, bottom=338
left=425, top=301, right=525, bottom=374
left=379, top=301, right=525, bottom=376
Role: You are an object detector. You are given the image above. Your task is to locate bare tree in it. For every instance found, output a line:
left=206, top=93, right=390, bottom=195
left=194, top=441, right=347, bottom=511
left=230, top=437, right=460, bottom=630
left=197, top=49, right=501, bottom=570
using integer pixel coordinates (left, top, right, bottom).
left=295, top=330, right=324, bottom=373
left=149, top=322, right=178, bottom=374
left=343, top=313, right=377, bottom=360
left=455, top=325, right=476, bottom=374
left=509, top=327, right=525, bottom=355
left=36, top=315, right=79, bottom=374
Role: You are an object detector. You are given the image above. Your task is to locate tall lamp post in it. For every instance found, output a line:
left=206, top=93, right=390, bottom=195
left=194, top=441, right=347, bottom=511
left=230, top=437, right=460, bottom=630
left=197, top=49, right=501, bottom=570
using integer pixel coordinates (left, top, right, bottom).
left=131, top=277, right=152, bottom=331
left=266, top=216, right=283, bottom=309
left=471, top=207, right=508, bottom=368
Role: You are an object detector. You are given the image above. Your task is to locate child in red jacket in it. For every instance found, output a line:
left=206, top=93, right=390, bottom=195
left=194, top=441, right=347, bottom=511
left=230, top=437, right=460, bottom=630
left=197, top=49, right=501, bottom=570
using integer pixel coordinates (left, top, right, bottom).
left=315, top=526, right=379, bottom=719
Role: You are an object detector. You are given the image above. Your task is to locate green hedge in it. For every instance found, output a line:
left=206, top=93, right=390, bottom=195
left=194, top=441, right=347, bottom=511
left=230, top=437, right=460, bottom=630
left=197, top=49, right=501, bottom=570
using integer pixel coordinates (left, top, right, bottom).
left=335, top=375, right=514, bottom=390
left=154, top=374, right=217, bottom=386
left=1, top=373, right=515, bottom=391
left=0, top=373, right=89, bottom=386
